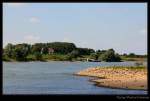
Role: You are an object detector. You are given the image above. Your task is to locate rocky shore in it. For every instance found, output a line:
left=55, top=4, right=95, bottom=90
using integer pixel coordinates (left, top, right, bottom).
left=75, top=66, right=147, bottom=90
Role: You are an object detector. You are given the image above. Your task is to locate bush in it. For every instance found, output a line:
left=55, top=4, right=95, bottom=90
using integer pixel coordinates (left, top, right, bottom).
left=90, top=53, right=99, bottom=60
left=14, top=48, right=28, bottom=61
left=98, top=49, right=121, bottom=62
left=34, top=52, right=43, bottom=61
left=2, top=55, right=11, bottom=61
left=68, top=50, right=80, bottom=58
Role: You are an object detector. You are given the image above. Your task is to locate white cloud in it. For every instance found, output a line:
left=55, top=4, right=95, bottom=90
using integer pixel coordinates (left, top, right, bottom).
left=29, top=17, right=40, bottom=23
left=24, top=35, right=40, bottom=44
left=6, top=3, right=26, bottom=7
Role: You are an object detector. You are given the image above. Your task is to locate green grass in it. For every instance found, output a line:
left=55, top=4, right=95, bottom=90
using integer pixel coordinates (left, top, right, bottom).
left=3, top=54, right=147, bottom=62
left=99, top=66, right=147, bottom=70
left=3, top=54, right=74, bottom=61
left=121, top=56, right=147, bottom=62
left=3, top=56, right=11, bottom=61
left=2, top=56, right=18, bottom=62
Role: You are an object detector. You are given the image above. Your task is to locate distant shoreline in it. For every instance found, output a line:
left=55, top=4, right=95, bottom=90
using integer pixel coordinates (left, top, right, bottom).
left=75, top=66, right=147, bottom=90
left=3, top=60, right=147, bottom=64
left=3, top=55, right=147, bottom=62
left=2, top=57, right=147, bottom=62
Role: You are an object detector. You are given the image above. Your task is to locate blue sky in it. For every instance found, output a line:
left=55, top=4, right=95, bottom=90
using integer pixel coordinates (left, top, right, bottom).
left=3, top=3, right=147, bottom=55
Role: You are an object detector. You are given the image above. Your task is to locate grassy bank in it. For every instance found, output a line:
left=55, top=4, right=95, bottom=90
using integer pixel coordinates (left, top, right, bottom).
left=3, top=54, right=85, bottom=62
left=75, top=66, right=147, bottom=90
left=121, top=56, right=147, bottom=62
left=26, top=54, right=69, bottom=61
left=3, top=53, right=147, bottom=62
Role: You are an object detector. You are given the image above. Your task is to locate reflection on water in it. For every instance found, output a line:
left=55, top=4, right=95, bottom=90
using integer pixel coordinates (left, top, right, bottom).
left=3, top=61, right=147, bottom=94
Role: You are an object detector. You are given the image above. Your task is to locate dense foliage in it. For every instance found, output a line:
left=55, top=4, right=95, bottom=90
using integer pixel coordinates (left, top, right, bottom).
left=3, top=42, right=145, bottom=62
left=122, top=53, right=147, bottom=58
left=77, top=48, right=95, bottom=55
left=3, top=42, right=77, bottom=61
left=98, top=49, right=121, bottom=62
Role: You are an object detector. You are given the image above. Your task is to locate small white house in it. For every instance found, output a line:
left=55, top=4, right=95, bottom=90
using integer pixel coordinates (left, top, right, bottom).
left=48, top=48, right=54, bottom=54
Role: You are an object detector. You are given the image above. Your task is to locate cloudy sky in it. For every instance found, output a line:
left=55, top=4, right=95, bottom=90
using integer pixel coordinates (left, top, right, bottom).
left=3, top=3, right=147, bottom=55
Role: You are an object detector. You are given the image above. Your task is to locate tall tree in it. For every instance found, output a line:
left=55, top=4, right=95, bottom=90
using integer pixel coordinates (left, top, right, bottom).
left=99, top=49, right=121, bottom=62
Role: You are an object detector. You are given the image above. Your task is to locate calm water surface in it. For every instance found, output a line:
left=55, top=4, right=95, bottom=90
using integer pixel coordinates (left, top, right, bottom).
left=3, top=61, right=147, bottom=94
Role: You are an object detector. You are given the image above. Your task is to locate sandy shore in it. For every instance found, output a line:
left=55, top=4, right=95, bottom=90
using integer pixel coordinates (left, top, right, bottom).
left=75, top=66, right=147, bottom=90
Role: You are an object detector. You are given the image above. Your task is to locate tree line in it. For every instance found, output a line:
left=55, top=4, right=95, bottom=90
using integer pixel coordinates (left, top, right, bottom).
left=3, top=42, right=146, bottom=62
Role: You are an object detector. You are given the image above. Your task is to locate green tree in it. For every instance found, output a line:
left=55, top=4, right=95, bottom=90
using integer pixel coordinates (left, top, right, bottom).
left=47, top=42, right=76, bottom=54
left=31, top=43, right=44, bottom=54
left=14, top=47, right=27, bottom=61
left=70, top=50, right=80, bottom=58
left=99, top=49, right=121, bottom=62
left=128, top=53, right=136, bottom=57
left=90, top=53, right=99, bottom=60
left=115, top=53, right=121, bottom=62
left=34, top=52, right=43, bottom=61
left=77, top=48, right=95, bottom=55
left=67, top=50, right=80, bottom=61
left=4, top=43, right=14, bottom=58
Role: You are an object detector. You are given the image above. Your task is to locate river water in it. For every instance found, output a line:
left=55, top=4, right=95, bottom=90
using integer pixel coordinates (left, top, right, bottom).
left=3, top=61, right=147, bottom=95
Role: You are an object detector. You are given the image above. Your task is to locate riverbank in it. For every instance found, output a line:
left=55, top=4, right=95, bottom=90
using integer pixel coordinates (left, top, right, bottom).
left=121, top=56, right=147, bottom=62
left=75, top=66, right=147, bottom=90
left=3, top=57, right=147, bottom=62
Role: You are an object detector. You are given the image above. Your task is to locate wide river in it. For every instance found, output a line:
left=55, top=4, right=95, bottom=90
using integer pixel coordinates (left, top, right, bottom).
left=3, top=61, right=147, bottom=95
